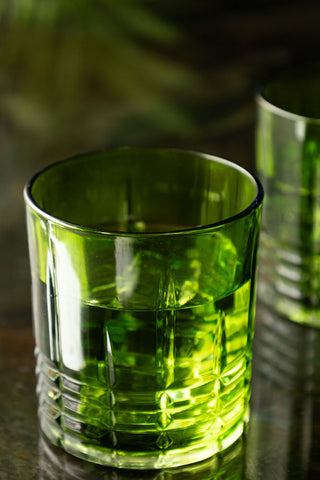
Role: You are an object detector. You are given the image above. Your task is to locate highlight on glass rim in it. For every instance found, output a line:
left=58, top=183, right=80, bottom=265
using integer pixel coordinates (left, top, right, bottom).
left=24, top=147, right=263, bottom=469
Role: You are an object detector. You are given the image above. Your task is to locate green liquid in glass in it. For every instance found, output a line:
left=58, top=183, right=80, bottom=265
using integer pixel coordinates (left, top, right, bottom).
left=35, top=251, right=253, bottom=469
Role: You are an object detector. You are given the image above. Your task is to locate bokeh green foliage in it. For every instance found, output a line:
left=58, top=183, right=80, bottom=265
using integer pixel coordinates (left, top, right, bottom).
left=0, top=0, right=201, bottom=154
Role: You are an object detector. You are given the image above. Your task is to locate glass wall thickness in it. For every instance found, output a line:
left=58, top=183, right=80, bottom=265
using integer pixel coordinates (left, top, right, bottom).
left=24, top=148, right=263, bottom=469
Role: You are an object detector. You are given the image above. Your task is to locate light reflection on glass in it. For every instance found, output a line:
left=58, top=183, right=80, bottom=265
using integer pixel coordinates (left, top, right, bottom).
left=52, top=237, right=83, bottom=371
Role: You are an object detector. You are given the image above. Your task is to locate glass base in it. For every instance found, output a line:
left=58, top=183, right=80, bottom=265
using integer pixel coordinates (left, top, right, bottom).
left=39, top=413, right=246, bottom=470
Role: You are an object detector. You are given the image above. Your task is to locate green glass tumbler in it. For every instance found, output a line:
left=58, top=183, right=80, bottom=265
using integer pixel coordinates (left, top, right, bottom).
left=24, top=147, right=263, bottom=469
left=256, top=63, right=320, bottom=327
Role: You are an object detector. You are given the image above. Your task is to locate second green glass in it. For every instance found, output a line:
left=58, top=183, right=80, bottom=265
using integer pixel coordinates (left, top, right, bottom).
left=256, top=63, right=320, bottom=327
left=24, top=148, right=263, bottom=469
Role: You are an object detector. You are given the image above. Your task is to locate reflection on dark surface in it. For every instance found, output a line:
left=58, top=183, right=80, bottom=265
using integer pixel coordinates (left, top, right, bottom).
left=38, top=433, right=246, bottom=480
left=248, top=304, right=320, bottom=479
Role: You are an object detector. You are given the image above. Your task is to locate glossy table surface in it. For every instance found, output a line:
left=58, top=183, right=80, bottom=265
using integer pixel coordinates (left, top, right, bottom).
left=2, top=304, right=320, bottom=479
left=2, top=1, right=320, bottom=478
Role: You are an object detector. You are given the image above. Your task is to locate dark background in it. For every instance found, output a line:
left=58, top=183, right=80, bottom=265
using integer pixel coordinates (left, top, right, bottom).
left=1, top=1, right=320, bottom=478
left=1, top=0, right=320, bottom=320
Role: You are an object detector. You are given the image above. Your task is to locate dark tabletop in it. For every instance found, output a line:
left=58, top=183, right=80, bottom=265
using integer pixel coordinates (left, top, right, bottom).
left=2, top=2, right=320, bottom=479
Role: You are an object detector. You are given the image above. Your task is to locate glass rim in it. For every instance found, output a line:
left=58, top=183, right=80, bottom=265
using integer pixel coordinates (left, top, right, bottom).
left=256, top=61, right=320, bottom=123
left=24, top=147, right=264, bottom=236
left=256, top=92, right=320, bottom=124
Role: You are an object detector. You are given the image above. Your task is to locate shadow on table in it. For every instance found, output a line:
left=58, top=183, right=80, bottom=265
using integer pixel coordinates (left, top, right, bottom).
left=248, top=304, right=320, bottom=479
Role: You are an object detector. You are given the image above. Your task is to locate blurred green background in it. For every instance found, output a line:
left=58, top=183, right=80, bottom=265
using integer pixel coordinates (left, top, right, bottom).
left=1, top=0, right=320, bottom=319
